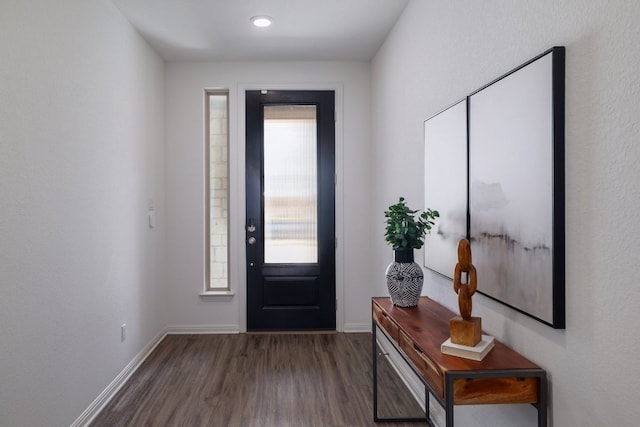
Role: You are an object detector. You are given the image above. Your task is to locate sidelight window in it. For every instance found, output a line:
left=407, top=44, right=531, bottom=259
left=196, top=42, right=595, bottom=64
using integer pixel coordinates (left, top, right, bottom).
left=205, top=90, right=229, bottom=291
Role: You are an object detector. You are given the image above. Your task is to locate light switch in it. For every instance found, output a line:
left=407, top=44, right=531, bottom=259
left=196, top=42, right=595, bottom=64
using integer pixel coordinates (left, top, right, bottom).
left=148, top=211, right=155, bottom=228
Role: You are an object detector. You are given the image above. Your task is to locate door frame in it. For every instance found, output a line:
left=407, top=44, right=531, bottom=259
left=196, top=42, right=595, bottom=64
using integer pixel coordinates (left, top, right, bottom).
left=235, top=83, right=345, bottom=333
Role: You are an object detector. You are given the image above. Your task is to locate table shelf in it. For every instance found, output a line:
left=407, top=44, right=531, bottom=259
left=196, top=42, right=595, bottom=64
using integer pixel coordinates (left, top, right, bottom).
left=372, top=297, right=547, bottom=427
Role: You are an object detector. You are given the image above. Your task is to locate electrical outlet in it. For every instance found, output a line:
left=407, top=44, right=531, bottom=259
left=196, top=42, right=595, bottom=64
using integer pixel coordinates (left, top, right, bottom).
left=121, top=323, right=126, bottom=342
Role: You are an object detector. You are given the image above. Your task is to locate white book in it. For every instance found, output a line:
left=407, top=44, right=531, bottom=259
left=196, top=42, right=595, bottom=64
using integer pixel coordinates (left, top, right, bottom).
left=441, top=335, right=495, bottom=361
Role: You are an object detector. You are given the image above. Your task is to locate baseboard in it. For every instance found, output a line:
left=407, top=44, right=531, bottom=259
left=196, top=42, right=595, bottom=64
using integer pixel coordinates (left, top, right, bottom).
left=165, top=324, right=240, bottom=334
left=343, top=322, right=371, bottom=333
left=376, top=329, right=445, bottom=427
left=71, top=329, right=167, bottom=427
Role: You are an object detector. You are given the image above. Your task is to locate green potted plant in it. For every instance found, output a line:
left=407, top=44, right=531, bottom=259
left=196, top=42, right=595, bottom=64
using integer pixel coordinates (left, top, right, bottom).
left=384, top=197, right=439, bottom=262
left=384, top=197, right=439, bottom=306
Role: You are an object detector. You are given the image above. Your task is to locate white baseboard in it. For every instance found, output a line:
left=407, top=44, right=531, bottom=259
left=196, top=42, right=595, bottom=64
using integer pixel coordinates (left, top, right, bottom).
left=71, top=330, right=167, bottom=427
left=343, top=322, right=371, bottom=333
left=165, top=324, right=240, bottom=334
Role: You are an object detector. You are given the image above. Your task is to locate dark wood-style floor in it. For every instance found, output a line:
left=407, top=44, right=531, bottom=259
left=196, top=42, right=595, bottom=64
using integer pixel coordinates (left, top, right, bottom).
left=90, top=333, right=429, bottom=427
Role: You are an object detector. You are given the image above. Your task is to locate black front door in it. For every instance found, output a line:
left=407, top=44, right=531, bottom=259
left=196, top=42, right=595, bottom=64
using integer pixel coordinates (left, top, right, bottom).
left=245, top=90, right=335, bottom=331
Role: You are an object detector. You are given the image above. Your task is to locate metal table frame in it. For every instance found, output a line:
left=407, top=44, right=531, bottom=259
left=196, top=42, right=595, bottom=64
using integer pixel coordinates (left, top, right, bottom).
left=372, top=320, right=548, bottom=427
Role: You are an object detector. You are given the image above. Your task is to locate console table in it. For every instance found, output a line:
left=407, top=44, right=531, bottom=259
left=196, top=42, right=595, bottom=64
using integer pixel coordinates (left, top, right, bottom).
left=372, top=297, right=547, bottom=427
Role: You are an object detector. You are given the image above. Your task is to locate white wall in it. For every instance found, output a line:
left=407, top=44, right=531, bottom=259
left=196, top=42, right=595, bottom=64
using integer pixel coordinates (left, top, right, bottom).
left=0, top=1, right=166, bottom=426
left=371, top=1, right=640, bottom=426
left=6, top=0, right=638, bottom=425
left=164, top=61, right=373, bottom=332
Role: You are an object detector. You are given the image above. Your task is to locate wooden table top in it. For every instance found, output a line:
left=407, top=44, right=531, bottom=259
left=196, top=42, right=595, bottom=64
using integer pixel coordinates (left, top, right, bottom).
left=373, top=297, right=541, bottom=373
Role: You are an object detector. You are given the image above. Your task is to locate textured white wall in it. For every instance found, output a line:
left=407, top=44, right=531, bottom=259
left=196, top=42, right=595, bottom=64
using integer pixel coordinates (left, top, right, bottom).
left=164, top=61, right=373, bottom=332
left=5, top=0, right=639, bottom=424
left=0, top=1, right=166, bottom=425
left=372, top=0, right=640, bottom=426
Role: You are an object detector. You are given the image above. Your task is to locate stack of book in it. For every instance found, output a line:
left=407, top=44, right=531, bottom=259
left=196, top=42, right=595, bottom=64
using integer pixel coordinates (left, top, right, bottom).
left=441, top=335, right=495, bottom=361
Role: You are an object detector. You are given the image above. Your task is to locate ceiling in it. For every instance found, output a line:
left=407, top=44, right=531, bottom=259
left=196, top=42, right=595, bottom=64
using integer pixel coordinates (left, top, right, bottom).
left=111, top=0, right=410, bottom=62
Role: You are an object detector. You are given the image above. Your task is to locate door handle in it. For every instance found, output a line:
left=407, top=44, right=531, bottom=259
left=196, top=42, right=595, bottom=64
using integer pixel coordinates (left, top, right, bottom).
left=246, top=218, right=256, bottom=233
left=248, top=237, right=257, bottom=245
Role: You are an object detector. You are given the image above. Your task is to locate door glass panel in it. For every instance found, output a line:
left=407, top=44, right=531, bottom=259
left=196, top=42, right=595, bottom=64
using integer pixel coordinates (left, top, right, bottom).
left=263, top=105, right=318, bottom=264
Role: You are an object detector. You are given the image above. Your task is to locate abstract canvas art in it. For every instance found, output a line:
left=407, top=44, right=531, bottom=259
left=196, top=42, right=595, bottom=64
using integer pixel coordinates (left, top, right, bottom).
left=424, top=99, right=468, bottom=279
left=469, top=48, right=565, bottom=328
left=423, top=47, right=565, bottom=328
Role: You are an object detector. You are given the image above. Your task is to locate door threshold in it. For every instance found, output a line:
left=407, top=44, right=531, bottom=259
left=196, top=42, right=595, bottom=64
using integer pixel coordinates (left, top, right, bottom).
left=245, top=330, right=338, bottom=335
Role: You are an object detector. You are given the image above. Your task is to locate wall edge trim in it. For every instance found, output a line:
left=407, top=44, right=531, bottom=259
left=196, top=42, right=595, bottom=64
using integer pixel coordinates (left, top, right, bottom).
left=71, top=329, right=167, bottom=427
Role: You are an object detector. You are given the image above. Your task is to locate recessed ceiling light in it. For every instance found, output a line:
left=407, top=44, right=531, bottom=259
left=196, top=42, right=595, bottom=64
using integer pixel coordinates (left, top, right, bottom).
left=251, top=15, right=273, bottom=28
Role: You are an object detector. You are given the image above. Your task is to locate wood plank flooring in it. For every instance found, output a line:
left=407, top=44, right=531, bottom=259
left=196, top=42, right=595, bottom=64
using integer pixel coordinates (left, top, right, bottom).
left=90, top=333, right=429, bottom=427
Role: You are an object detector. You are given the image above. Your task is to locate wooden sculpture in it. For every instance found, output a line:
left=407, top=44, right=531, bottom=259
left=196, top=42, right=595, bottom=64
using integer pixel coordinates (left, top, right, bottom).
left=450, top=239, right=482, bottom=346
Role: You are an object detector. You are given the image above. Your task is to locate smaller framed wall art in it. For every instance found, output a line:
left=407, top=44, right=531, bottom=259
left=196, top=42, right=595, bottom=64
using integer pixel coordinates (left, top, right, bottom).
left=424, top=99, right=468, bottom=280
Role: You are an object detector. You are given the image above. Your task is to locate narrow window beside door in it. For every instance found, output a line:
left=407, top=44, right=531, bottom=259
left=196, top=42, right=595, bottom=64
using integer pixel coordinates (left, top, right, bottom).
left=205, top=90, right=230, bottom=291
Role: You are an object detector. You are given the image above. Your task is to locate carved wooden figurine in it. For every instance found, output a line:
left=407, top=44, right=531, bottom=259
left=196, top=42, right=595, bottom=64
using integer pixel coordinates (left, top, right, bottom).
left=453, top=239, right=477, bottom=319
left=450, top=239, right=482, bottom=346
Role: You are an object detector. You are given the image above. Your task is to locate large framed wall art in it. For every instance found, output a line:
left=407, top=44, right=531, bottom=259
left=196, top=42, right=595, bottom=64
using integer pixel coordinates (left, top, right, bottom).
left=424, top=47, right=565, bottom=329
left=424, top=99, right=468, bottom=280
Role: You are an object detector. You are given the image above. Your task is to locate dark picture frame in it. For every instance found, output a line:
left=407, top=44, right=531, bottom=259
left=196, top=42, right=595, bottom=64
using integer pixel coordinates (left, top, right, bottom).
left=468, top=47, right=565, bottom=328
left=423, top=47, right=565, bottom=328
left=424, top=99, right=468, bottom=279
